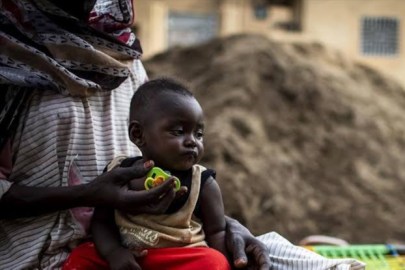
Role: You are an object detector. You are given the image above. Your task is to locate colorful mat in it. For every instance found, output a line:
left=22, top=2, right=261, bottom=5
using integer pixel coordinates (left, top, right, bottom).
left=306, top=245, right=405, bottom=270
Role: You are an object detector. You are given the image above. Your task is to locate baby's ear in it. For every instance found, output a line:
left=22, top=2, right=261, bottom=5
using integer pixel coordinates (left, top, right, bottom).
left=129, top=121, right=145, bottom=146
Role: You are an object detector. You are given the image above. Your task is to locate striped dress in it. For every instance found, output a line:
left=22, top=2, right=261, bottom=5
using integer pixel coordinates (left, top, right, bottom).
left=0, top=60, right=146, bottom=270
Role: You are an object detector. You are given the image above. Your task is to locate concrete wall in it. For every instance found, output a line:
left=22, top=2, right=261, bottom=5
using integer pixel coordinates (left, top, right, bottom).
left=133, top=1, right=168, bottom=57
left=303, top=0, right=405, bottom=86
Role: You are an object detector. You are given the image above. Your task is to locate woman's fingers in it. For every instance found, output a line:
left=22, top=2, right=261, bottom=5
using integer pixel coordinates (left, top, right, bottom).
left=246, top=244, right=271, bottom=270
left=122, top=177, right=176, bottom=206
left=148, top=184, right=176, bottom=214
left=115, top=160, right=154, bottom=184
left=227, top=233, right=248, bottom=268
left=175, top=186, right=188, bottom=199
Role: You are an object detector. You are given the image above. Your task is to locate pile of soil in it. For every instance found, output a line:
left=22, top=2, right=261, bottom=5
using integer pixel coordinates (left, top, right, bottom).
left=144, top=34, right=405, bottom=244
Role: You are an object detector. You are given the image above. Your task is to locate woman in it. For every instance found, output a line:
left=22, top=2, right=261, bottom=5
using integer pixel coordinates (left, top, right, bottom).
left=0, top=1, right=270, bottom=269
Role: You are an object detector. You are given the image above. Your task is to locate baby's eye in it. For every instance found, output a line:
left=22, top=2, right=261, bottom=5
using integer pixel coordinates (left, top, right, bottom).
left=170, top=129, right=184, bottom=136
left=195, top=130, right=204, bottom=140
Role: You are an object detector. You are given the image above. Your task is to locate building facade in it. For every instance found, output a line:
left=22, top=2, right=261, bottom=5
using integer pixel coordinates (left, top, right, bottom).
left=135, top=0, right=405, bottom=87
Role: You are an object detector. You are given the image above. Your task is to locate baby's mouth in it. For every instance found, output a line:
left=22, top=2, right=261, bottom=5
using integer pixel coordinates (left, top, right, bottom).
left=182, top=151, right=198, bottom=159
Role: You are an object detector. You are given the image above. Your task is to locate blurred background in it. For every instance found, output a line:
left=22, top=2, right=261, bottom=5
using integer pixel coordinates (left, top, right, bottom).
left=135, top=0, right=405, bottom=245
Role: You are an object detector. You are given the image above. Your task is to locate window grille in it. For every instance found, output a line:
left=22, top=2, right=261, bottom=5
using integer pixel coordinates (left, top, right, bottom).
left=253, top=5, right=268, bottom=20
left=168, top=13, right=218, bottom=48
left=361, top=17, right=399, bottom=56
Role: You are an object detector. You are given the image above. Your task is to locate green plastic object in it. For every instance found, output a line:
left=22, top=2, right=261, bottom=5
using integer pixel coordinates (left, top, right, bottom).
left=144, top=167, right=181, bottom=191
left=309, top=245, right=405, bottom=270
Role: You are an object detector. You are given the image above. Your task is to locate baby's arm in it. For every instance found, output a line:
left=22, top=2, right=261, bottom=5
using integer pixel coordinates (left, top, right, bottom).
left=92, top=207, right=145, bottom=270
left=200, top=177, right=232, bottom=265
left=91, top=174, right=152, bottom=269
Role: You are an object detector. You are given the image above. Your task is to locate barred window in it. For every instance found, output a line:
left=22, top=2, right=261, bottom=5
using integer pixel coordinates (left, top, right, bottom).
left=168, top=13, right=218, bottom=48
left=253, top=5, right=268, bottom=20
left=361, top=17, right=399, bottom=56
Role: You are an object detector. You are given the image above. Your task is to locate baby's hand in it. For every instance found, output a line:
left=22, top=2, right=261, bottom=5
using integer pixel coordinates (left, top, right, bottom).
left=106, top=247, right=147, bottom=270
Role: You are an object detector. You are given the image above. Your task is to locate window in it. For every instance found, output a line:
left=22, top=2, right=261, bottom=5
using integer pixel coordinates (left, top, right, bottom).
left=253, top=5, right=268, bottom=20
left=361, top=17, right=399, bottom=56
left=167, top=13, right=218, bottom=48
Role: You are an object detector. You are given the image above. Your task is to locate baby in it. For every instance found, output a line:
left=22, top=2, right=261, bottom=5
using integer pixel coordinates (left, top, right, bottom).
left=64, top=78, right=232, bottom=270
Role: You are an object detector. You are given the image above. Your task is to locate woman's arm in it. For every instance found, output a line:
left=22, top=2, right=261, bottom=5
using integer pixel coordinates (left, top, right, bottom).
left=0, top=184, right=93, bottom=218
left=0, top=162, right=178, bottom=219
left=200, top=177, right=232, bottom=264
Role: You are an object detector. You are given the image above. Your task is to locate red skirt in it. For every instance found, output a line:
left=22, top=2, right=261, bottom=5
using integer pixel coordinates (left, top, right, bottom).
left=62, top=242, right=230, bottom=270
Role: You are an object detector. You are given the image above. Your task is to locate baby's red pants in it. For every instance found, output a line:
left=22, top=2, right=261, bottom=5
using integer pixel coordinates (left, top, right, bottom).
left=62, top=242, right=230, bottom=270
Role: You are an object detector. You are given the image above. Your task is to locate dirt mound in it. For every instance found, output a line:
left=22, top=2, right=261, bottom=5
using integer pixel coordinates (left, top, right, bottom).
left=144, top=34, right=405, bottom=244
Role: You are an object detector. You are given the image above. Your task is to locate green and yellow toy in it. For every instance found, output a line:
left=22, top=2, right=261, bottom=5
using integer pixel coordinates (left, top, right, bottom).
left=144, top=167, right=181, bottom=191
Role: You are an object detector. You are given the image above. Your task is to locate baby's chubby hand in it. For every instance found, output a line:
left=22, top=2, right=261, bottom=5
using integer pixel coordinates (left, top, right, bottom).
left=106, top=246, right=147, bottom=270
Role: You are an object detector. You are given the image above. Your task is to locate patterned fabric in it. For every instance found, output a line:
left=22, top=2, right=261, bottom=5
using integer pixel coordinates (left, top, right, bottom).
left=0, top=85, right=32, bottom=150
left=258, top=232, right=366, bottom=270
left=0, top=0, right=142, bottom=150
left=88, top=0, right=136, bottom=45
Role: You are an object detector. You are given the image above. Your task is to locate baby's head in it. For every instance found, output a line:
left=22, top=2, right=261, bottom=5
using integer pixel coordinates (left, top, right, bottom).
left=129, top=78, right=204, bottom=171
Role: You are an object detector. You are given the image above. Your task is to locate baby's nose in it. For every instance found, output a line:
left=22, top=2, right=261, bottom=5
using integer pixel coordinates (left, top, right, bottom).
left=184, top=135, right=197, bottom=147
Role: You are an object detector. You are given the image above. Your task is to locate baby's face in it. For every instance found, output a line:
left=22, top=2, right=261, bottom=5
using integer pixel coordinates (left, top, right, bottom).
left=142, top=93, right=205, bottom=171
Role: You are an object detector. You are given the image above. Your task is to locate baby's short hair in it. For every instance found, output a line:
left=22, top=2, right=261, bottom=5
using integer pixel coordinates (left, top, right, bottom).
left=130, top=78, right=194, bottom=123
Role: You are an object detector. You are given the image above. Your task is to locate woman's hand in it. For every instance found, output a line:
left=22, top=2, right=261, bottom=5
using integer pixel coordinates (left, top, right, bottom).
left=86, top=161, right=182, bottom=215
left=225, top=216, right=271, bottom=270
